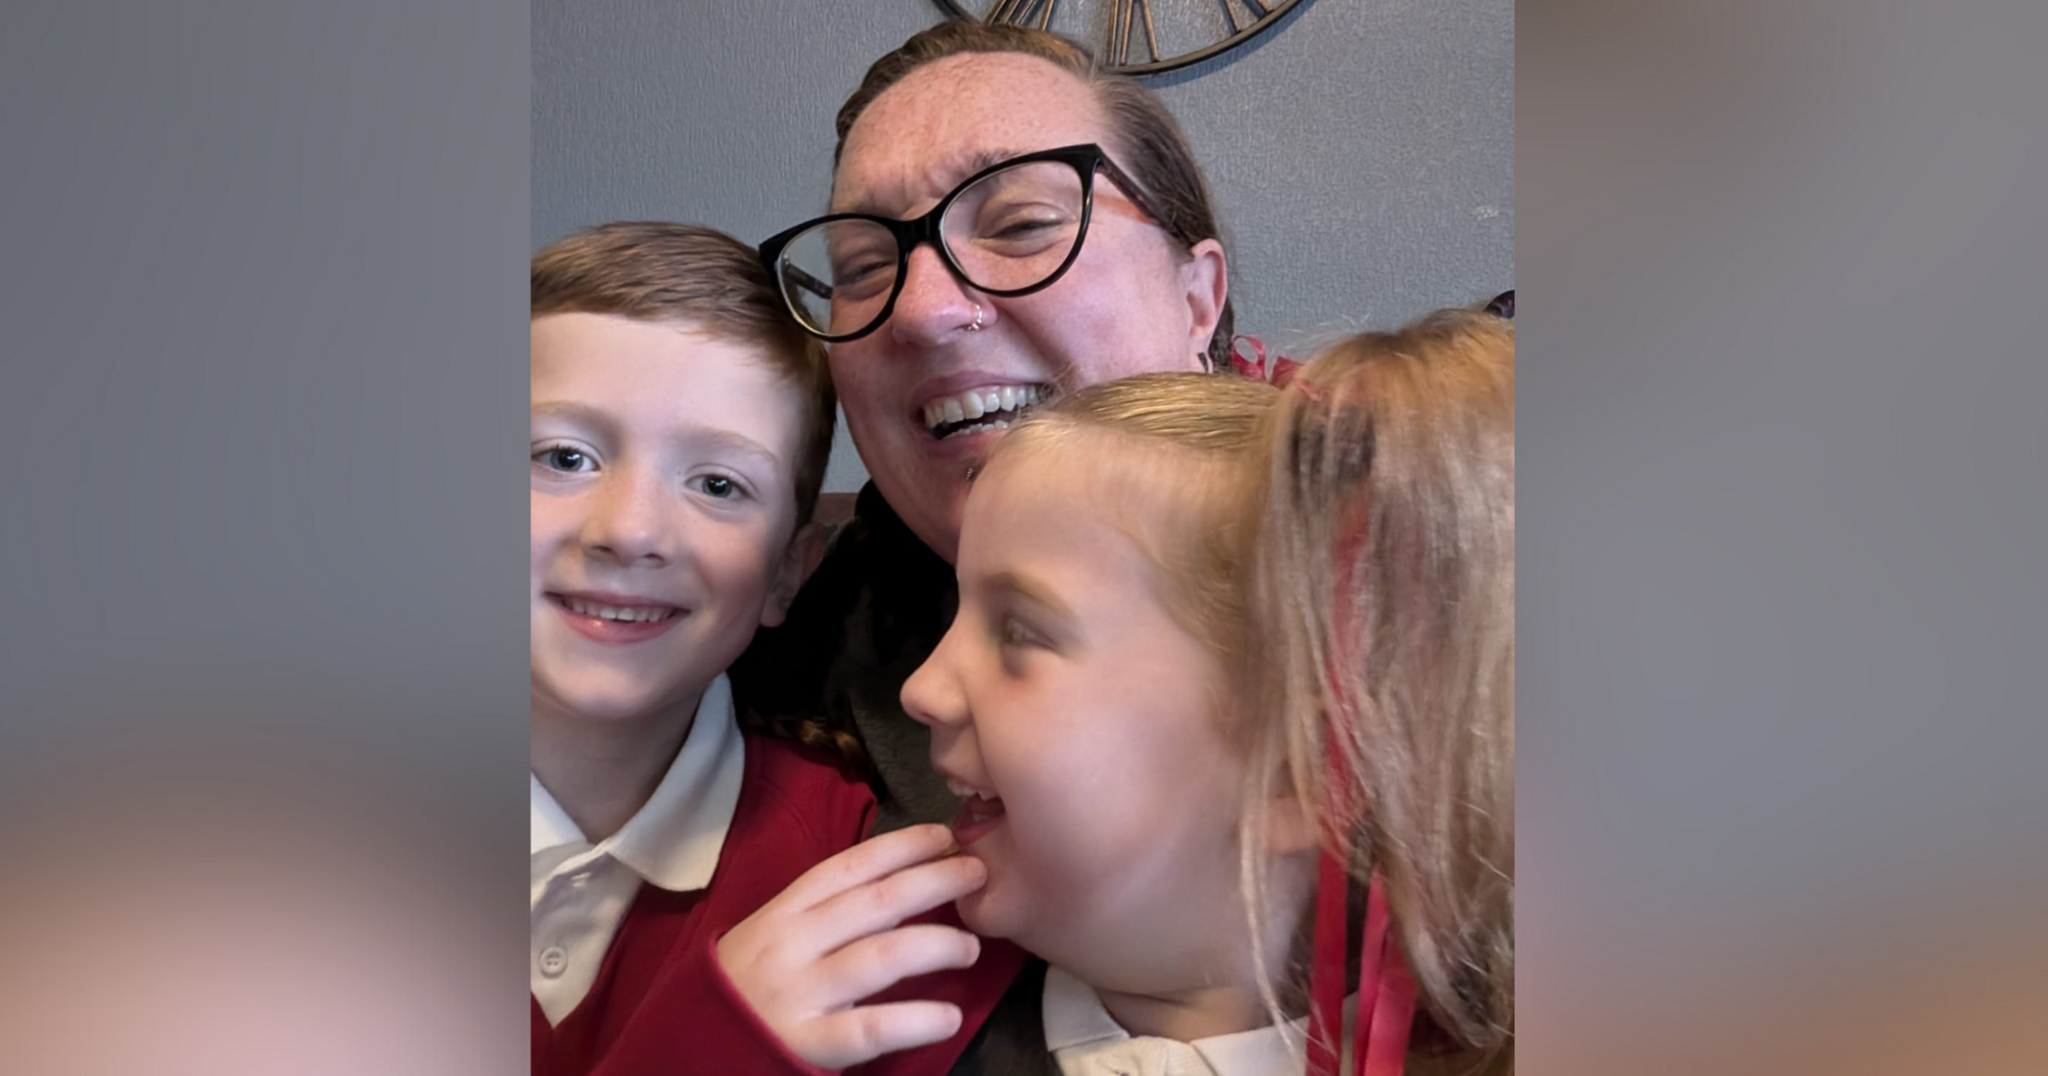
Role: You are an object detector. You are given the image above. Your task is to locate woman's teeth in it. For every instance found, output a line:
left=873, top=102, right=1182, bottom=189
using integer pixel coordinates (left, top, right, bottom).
left=563, top=598, right=679, bottom=623
left=922, top=384, right=1049, bottom=437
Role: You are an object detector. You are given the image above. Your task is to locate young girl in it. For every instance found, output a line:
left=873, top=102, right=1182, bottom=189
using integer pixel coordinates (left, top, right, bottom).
left=900, top=308, right=1515, bottom=1075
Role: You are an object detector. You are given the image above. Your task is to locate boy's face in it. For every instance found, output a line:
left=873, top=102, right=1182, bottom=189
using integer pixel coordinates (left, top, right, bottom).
left=900, top=441, right=1250, bottom=991
left=531, top=312, right=813, bottom=726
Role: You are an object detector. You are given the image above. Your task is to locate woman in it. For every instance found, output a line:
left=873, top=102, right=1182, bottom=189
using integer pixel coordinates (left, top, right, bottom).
left=715, top=21, right=1261, bottom=1074
left=732, top=19, right=1239, bottom=833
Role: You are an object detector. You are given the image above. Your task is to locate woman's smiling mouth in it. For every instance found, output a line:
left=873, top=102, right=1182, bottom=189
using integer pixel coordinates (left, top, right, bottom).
left=919, top=383, right=1052, bottom=440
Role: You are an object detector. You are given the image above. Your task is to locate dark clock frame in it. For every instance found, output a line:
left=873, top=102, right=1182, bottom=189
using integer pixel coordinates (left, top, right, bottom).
left=931, top=0, right=1306, bottom=76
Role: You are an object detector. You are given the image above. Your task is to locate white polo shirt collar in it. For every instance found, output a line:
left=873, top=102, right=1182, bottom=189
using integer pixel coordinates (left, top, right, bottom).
left=529, top=674, right=746, bottom=891
left=1043, top=963, right=1355, bottom=1076
left=529, top=675, right=746, bottom=1023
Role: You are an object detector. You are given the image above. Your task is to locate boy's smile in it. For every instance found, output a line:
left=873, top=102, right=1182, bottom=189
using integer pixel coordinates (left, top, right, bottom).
left=544, top=589, right=688, bottom=645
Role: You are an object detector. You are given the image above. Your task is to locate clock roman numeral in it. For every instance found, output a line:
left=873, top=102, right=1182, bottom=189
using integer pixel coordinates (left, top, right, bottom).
left=1109, top=0, right=1159, bottom=66
left=1216, top=0, right=1270, bottom=35
left=965, top=0, right=1299, bottom=74
left=987, top=0, right=1055, bottom=31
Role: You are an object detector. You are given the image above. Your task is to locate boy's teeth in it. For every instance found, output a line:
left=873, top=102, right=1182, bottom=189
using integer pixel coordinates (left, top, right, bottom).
left=567, top=599, right=676, bottom=623
left=923, top=384, right=1047, bottom=432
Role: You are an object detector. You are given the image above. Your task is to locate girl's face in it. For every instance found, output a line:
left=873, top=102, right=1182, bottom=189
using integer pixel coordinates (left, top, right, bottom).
left=901, top=441, right=1250, bottom=990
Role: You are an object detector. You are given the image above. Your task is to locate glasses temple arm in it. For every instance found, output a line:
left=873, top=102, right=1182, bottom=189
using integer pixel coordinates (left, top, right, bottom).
left=779, top=261, right=833, bottom=303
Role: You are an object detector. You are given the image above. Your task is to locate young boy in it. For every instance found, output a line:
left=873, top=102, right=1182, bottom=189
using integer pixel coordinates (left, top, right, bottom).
left=529, top=223, right=1015, bottom=1075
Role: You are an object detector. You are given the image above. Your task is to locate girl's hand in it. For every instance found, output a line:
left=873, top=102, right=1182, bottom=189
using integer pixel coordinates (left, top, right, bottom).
left=714, top=823, right=989, bottom=1070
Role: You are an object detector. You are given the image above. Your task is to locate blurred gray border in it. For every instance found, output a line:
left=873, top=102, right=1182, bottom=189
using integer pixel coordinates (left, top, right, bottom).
left=9, top=2, right=2048, bottom=1072
left=1, top=3, right=531, bottom=1057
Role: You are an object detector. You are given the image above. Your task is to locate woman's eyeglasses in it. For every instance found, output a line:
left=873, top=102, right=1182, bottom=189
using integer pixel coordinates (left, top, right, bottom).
left=758, top=143, right=1160, bottom=343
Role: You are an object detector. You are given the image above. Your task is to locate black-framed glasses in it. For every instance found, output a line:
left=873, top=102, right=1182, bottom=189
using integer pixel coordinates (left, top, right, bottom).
left=758, top=143, right=1161, bottom=343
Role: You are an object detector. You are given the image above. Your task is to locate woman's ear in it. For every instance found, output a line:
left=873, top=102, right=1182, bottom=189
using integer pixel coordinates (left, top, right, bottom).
left=761, top=521, right=829, bottom=628
left=1179, top=237, right=1228, bottom=360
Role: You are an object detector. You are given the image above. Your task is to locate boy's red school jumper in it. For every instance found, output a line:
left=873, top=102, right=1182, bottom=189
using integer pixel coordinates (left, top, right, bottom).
left=532, top=722, right=1024, bottom=1076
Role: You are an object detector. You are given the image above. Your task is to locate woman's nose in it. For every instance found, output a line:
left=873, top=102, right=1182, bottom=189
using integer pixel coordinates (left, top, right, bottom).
left=886, top=243, right=989, bottom=348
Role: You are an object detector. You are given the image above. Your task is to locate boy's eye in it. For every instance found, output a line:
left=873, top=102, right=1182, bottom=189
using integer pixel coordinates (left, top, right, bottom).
left=534, top=445, right=595, bottom=473
left=693, top=474, right=741, bottom=499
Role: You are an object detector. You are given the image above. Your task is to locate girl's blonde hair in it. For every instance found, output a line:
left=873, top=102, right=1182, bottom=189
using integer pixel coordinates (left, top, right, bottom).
left=988, top=372, right=1280, bottom=683
left=1245, top=309, right=1515, bottom=1071
left=988, top=313, right=1512, bottom=1068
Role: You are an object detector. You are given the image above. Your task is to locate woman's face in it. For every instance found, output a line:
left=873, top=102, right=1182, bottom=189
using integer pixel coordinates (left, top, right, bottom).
left=828, top=52, right=1226, bottom=563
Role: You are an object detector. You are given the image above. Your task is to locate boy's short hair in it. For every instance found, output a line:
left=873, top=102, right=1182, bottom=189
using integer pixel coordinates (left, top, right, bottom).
left=531, top=221, right=836, bottom=525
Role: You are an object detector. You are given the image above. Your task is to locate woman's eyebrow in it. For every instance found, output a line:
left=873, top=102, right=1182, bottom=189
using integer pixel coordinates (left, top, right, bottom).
left=835, top=146, right=1026, bottom=216
left=962, top=145, right=1022, bottom=175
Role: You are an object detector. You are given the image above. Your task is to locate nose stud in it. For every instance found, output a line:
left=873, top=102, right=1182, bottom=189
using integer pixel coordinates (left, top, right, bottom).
left=965, top=302, right=984, bottom=332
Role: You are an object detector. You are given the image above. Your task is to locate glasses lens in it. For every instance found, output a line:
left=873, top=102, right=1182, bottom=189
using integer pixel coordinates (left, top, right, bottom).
left=941, top=159, right=1087, bottom=294
left=774, top=218, right=900, bottom=337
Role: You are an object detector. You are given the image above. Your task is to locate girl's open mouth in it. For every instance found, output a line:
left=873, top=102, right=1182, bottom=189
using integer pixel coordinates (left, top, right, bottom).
left=946, top=778, right=1007, bottom=845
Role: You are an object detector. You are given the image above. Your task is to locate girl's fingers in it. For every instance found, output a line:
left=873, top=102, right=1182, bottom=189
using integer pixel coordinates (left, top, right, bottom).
left=781, top=823, right=960, bottom=910
left=811, top=853, right=988, bottom=944
left=816, top=922, right=983, bottom=1004
left=802, top=1001, right=965, bottom=1070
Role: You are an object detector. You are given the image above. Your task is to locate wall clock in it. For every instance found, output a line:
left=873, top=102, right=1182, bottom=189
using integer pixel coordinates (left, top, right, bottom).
left=930, top=0, right=1306, bottom=76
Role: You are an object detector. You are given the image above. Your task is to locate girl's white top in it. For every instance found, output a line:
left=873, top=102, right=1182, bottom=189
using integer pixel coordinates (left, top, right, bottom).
left=1043, top=964, right=1356, bottom=1076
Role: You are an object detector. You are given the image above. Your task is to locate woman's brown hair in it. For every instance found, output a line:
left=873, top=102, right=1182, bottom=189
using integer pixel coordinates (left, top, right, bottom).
left=833, top=21, right=1236, bottom=370
left=1245, top=309, right=1516, bottom=1071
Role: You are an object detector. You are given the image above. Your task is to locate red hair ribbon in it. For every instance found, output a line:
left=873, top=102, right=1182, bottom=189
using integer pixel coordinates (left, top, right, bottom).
left=1306, top=467, right=1412, bottom=1076
left=1305, top=861, right=1417, bottom=1076
left=1229, top=335, right=1304, bottom=388
left=1302, top=856, right=1417, bottom=1073
left=1305, top=691, right=1413, bottom=1076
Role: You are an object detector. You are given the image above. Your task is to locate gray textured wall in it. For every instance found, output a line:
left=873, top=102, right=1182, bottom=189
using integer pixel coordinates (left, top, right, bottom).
left=533, top=0, right=1513, bottom=491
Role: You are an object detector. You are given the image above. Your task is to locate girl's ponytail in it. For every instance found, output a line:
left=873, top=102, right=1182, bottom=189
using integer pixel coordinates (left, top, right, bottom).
left=1244, top=310, right=1516, bottom=1073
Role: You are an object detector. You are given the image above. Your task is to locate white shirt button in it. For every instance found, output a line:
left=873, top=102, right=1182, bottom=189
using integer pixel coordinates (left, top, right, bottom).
left=538, top=946, right=568, bottom=978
